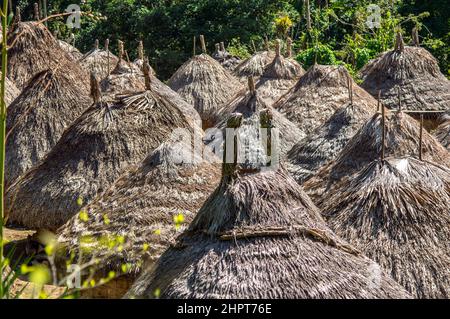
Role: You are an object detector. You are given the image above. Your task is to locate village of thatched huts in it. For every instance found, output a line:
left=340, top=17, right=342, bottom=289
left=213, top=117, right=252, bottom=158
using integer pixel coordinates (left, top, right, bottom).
left=54, top=141, right=221, bottom=298
left=168, top=36, right=242, bottom=129
left=255, top=39, right=305, bottom=106
left=126, top=112, right=410, bottom=299
left=5, top=63, right=91, bottom=187
left=304, top=109, right=450, bottom=205
left=321, top=156, right=450, bottom=298
left=360, top=31, right=450, bottom=128
left=5, top=67, right=197, bottom=231
left=79, top=39, right=119, bottom=80
left=274, top=64, right=377, bottom=135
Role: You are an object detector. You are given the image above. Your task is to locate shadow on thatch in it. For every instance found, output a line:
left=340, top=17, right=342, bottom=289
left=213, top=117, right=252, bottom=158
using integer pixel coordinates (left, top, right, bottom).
left=5, top=64, right=92, bottom=188
left=274, top=64, right=377, bottom=136
left=304, top=110, right=450, bottom=206
left=360, top=35, right=450, bottom=112
left=322, top=156, right=450, bottom=298
left=125, top=111, right=410, bottom=299
left=54, top=142, right=221, bottom=297
left=168, top=53, right=242, bottom=128
left=5, top=75, right=196, bottom=231
left=7, top=21, right=81, bottom=89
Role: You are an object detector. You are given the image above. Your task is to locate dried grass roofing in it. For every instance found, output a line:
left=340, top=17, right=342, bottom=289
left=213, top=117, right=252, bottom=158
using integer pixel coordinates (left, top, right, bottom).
left=321, top=156, right=450, bottom=298
left=7, top=21, right=81, bottom=89
left=5, top=64, right=91, bottom=188
left=168, top=53, right=242, bottom=124
left=286, top=100, right=376, bottom=184
left=360, top=46, right=450, bottom=112
left=56, top=141, right=221, bottom=275
left=233, top=50, right=276, bottom=79
left=58, top=40, right=84, bottom=60
left=1, top=72, right=20, bottom=105
left=435, top=117, right=449, bottom=151
left=304, top=110, right=450, bottom=206
left=6, top=87, right=195, bottom=231
left=274, top=64, right=377, bottom=136
left=79, top=45, right=119, bottom=80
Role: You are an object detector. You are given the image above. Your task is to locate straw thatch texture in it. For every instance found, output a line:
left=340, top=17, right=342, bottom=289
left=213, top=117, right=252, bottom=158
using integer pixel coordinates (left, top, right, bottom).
left=168, top=53, right=242, bottom=127
left=214, top=87, right=306, bottom=156
left=1, top=72, right=20, bottom=106
left=304, top=111, right=450, bottom=205
left=435, top=117, right=449, bottom=151
left=56, top=141, right=221, bottom=277
left=322, top=157, right=450, bottom=298
left=100, top=59, right=145, bottom=97
left=286, top=100, right=376, bottom=184
left=7, top=22, right=79, bottom=89
left=255, top=53, right=305, bottom=106
left=274, top=64, right=377, bottom=135
left=79, top=46, right=119, bottom=80
left=5, top=66, right=91, bottom=187
left=361, top=46, right=450, bottom=111
left=58, top=40, right=83, bottom=60
left=127, top=166, right=410, bottom=299
left=6, top=88, right=195, bottom=231
left=233, top=50, right=275, bottom=79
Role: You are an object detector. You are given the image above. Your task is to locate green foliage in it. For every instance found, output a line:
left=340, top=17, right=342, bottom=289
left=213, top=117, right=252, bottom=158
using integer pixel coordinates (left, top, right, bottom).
left=295, top=43, right=337, bottom=68
left=226, top=38, right=251, bottom=59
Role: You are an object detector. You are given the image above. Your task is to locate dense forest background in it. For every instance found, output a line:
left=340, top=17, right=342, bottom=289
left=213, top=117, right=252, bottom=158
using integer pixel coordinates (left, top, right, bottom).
left=13, top=0, right=450, bottom=80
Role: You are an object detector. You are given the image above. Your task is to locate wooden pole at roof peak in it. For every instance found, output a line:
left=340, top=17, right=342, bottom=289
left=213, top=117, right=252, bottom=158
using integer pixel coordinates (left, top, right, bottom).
left=248, top=77, right=256, bottom=95
left=419, top=114, right=424, bottom=161
left=33, top=3, right=40, bottom=20
left=381, top=105, right=386, bottom=161
left=199, top=35, right=206, bottom=53
left=193, top=36, right=196, bottom=56
left=377, top=90, right=381, bottom=112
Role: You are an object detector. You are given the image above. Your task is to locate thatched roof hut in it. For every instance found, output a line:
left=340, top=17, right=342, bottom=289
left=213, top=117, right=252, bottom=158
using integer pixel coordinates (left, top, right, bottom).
left=5, top=63, right=91, bottom=188
left=435, top=114, right=449, bottom=151
left=213, top=77, right=306, bottom=156
left=212, top=42, right=241, bottom=71
left=322, top=156, right=450, bottom=298
left=7, top=20, right=79, bottom=89
left=79, top=39, right=119, bottom=80
left=55, top=141, right=221, bottom=298
left=126, top=113, right=410, bottom=299
left=274, top=64, right=376, bottom=135
left=168, top=46, right=242, bottom=129
left=58, top=40, right=83, bottom=60
left=304, top=110, right=450, bottom=205
left=286, top=81, right=377, bottom=184
left=360, top=32, right=450, bottom=116
left=1, top=71, right=20, bottom=106
left=5, top=68, right=195, bottom=231
left=255, top=40, right=305, bottom=106
left=233, top=41, right=275, bottom=79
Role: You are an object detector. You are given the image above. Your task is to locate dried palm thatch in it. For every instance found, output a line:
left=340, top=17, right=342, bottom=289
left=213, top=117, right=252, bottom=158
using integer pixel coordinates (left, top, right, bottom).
left=126, top=113, right=410, bottom=299
left=7, top=21, right=79, bottom=89
left=79, top=39, right=119, bottom=80
left=286, top=82, right=377, bottom=184
left=233, top=50, right=276, bottom=80
left=304, top=110, right=450, bottom=205
left=5, top=63, right=91, bottom=188
left=360, top=32, right=450, bottom=112
left=213, top=77, right=306, bottom=156
left=168, top=53, right=242, bottom=129
left=55, top=141, right=221, bottom=297
left=255, top=39, right=305, bottom=106
left=435, top=115, right=449, bottom=151
left=58, top=40, right=83, bottom=60
left=322, top=157, right=450, bottom=298
left=5, top=71, right=195, bottom=231
left=0, top=71, right=20, bottom=105
left=274, top=64, right=376, bottom=135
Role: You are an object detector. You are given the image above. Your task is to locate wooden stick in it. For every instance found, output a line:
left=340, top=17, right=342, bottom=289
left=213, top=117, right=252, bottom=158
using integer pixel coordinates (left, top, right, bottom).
left=286, top=37, right=292, bottom=58
left=264, top=36, right=269, bottom=51
left=105, top=39, right=110, bottom=75
left=398, top=86, right=402, bottom=111
left=395, top=31, right=405, bottom=53
left=412, top=27, right=420, bottom=46
left=251, top=40, right=256, bottom=53
left=90, top=72, right=101, bottom=104
left=34, top=3, right=40, bottom=20
left=275, top=39, right=281, bottom=56
left=419, top=114, right=423, bottom=161
left=94, top=39, right=99, bottom=50
left=143, top=58, right=152, bottom=91
left=248, top=77, right=256, bottom=95
left=199, top=35, right=206, bottom=53
left=138, top=40, right=144, bottom=61
left=381, top=105, right=386, bottom=161
left=306, top=0, right=312, bottom=30
left=193, top=36, right=196, bottom=56
left=220, top=42, right=225, bottom=52
left=118, top=40, right=124, bottom=62
left=347, top=74, right=353, bottom=105
left=377, top=90, right=381, bottom=112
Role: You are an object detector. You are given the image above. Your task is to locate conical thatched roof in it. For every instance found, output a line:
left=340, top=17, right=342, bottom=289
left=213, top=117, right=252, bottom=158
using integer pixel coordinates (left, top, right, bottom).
left=168, top=53, right=242, bottom=128
left=58, top=40, right=83, bottom=60
left=125, top=111, right=410, bottom=299
left=5, top=64, right=91, bottom=187
left=233, top=50, right=276, bottom=79
left=213, top=78, right=306, bottom=156
left=286, top=93, right=377, bottom=184
left=435, top=115, right=449, bottom=150
left=56, top=141, right=221, bottom=278
left=79, top=40, right=119, bottom=80
left=7, top=21, right=79, bottom=89
left=360, top=34, right=450, bottom=112
left=274, top=64, right=377, bottom=135
left=322, top=157, right=450, bottom=298
left=255, top=40, right=305, bottom=106
left=304, top=110, right=450, bottom=205
left=6, top=74, right=196, bottom=231
left=1, top=72, right=20, bottom=105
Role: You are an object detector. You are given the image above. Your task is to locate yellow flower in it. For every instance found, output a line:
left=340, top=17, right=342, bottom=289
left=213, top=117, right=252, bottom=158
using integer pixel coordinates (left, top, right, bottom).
left=76, top=197, right=84, bottom=207
left=103, top=214, right=110, bottom=225
left=154, top=229, right=161, bottom=236
left=79, top=210, right=89, bottom=222
left=29, top=265, right=51, bottom=286
left=154, top=288, right=161, bottom=299
left=142, top=243, right=150, bottom=252
left=108, top=271, right=116, bottom=279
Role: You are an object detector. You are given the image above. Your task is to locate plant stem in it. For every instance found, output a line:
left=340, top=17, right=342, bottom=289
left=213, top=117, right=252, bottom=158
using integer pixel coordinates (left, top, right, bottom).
left=0, top=0, right=9, bottom=298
